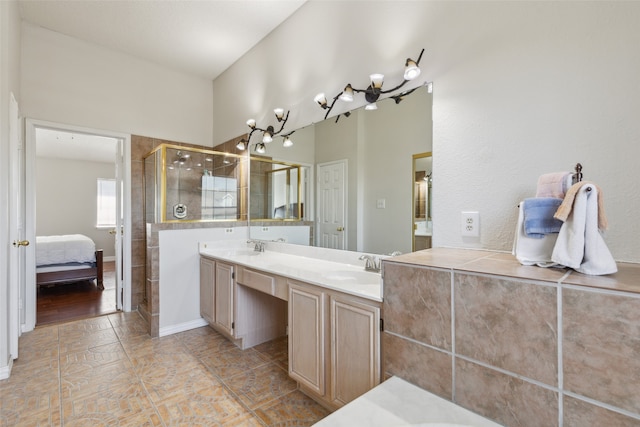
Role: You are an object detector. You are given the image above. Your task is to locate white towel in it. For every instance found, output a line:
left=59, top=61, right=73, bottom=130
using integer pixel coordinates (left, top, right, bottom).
left=551, top=184, right=617, bottom=275
left=512, top=201, right=558, bottom=267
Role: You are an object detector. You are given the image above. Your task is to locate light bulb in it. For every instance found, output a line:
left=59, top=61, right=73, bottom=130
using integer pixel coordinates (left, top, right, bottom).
left=246, top=119, right=256, bottom=129
left=314, top=93, right=328, bottom=108
left=370, top=74, right=384, bottom=89
left=339, top=84, right=354, bottom=102
left=262, top=132, right=273, bottom=143
left=256, top=143, right=266, bottom=154
left=283, top=137, right=293, bottom=147
left=404, top=59, right=421, bottom=80
left=365, top=103, right=378, bottom=111
left=274, top=108, right=284, bottom=121
left=236, top=139, right=246, bottom=150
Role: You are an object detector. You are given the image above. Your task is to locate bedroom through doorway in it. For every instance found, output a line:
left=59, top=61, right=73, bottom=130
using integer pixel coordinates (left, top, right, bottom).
left=33, top=127, right=121, bottom=326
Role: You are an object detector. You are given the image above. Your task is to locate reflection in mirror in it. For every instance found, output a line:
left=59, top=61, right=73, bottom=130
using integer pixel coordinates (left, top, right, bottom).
left=249, top=83, right=433, bottom=255
left=249, top=156, right=310, bottom=220
left=413, top=152, right=433, bottom=251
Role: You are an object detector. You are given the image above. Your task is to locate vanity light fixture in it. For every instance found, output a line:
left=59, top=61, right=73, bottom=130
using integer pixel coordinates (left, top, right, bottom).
left=239, top=108, right=294, bottom=153
left=314, top=48, right=425, bottom=121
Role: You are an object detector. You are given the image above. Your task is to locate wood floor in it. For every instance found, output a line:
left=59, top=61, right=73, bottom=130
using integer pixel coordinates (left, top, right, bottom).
left=36, top=261, right=117, bottom=326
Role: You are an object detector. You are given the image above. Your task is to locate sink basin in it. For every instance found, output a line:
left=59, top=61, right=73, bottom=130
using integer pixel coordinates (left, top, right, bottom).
left=229, top=249, right=262, bottom=257
left=322, top=270, right=380, bottom=282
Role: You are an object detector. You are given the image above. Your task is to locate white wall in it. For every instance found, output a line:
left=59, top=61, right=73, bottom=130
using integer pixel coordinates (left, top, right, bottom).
left=36, top=157, right=116, bottom=258
left=20, top=23, right=214, bottom=147
left=212, top=1, right=640, bottom=263
left=158, top=227, right=248, bottom=336
left=0, top=0, right=21, bottom=378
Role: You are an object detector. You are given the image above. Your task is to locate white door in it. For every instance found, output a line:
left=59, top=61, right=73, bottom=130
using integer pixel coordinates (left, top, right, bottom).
left=114, top=139, right=124, bottom=310
left=317, top=160, right=347, bottom=249
left=8, top=93, right=24, bottom=358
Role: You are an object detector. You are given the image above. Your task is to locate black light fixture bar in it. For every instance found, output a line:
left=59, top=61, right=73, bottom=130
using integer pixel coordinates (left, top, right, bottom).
left=314, top=48, right=425, bottom=121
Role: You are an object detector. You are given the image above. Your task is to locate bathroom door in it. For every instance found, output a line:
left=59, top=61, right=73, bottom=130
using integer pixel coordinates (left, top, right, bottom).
left=317, top=160, right=347, bottom=250
left=412, top=153, right=432, bottom=252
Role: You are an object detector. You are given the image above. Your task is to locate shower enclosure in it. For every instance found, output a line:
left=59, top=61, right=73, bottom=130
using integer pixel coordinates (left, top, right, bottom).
left=144, top=144, right=247, bottom=223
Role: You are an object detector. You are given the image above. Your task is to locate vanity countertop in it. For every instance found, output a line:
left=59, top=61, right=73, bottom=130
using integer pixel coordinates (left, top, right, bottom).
left=385, top=247, right=640, bottom=294
left=313, top=376, right=502, bottom=427
left=199, top=241, right=382, bottom=302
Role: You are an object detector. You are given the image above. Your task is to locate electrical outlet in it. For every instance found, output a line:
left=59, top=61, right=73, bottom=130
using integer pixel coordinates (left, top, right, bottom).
left=461, top=211, right=480, bottom=237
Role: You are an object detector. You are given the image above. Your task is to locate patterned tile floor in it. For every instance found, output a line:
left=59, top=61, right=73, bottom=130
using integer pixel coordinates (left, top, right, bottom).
left=0, top=311, right=330, bottom=426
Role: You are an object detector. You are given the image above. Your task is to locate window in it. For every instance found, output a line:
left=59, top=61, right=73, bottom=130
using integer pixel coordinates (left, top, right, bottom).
left=97, top=178, right=117, bottom=227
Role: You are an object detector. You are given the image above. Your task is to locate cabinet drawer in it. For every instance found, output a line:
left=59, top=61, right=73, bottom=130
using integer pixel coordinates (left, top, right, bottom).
left=240, top=268, right=275, bottom=295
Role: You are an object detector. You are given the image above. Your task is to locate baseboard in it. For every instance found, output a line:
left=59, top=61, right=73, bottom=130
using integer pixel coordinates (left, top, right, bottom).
left=159, top=318, right=208, bottom=337
left=104, top=256, right=116, bottom=262
left=0, top=358, right=13, bottom=380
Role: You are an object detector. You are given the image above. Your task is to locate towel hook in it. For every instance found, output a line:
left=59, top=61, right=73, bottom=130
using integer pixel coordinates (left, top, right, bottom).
left=574, top=163, right=583, bottom=184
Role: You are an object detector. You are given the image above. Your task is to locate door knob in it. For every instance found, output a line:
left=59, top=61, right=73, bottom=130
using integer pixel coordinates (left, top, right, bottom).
left=13, top=240, right=30, bottom=247
left=337, top=227, right=344, bottom=232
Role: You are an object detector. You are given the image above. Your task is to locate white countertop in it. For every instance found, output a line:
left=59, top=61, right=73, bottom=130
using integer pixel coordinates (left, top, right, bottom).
left=313, top=376, right=503, bottom=427
left=199, top=241, right=382, bottom=301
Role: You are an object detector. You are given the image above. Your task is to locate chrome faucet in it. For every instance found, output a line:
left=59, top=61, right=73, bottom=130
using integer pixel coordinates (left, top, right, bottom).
left=247, top=239, right=266, bottom=252
left=359, top=254, right=381, bottom=273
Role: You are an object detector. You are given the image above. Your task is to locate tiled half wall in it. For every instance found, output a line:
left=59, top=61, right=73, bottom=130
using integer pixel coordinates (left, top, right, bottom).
left=383, top=261, right=640, bottom=427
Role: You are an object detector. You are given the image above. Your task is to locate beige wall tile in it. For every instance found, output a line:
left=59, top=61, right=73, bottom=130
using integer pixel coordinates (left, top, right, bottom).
left=384, top=263, right=451, bottom=350
left=564, top=395, right=640, bottom=427
left=455, top=358, right=558, bottom=427
left=455, top=273, right=558, bottom=386
left=383, top=332, right=452, bottom=399
left=563, top=288, right=640, bottom=414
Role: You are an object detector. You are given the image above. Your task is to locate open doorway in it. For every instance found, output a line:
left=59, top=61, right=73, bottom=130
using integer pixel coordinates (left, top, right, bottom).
left=23, top=120, right=131, bottom=331
left=35, top=129, right=119, bottom=324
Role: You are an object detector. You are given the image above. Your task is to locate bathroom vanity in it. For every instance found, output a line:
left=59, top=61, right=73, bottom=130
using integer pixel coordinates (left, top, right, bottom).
left=199, top=240, right=383, bottom=410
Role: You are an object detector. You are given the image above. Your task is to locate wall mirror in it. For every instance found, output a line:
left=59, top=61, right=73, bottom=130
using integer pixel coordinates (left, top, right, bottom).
left=248, top=83, right=433, bottom=255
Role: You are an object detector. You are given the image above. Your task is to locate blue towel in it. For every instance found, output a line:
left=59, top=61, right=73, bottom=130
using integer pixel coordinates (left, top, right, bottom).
left=523, top=198, right=563, bottom=238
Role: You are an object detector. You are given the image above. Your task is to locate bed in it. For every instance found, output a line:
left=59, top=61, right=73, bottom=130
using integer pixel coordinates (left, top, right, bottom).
left=36, top=234, right=104, bottom=290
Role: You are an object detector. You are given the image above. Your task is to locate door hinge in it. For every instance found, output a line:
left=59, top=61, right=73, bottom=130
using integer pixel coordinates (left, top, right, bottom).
left=231, top=322, right=235, bottom=330
left=380, top=318, right=384, bottom=332
left=232, top=272, right=235, bottom=279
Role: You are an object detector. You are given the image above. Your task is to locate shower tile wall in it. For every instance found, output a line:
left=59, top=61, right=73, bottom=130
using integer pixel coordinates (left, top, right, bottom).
left=382, top=250, right=640, bottom=427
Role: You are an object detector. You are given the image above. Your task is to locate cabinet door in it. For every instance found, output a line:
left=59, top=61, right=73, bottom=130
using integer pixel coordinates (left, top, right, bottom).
left=289, top=283, right=325, bottom=395
left=199, top=257, right=215, bottom=325
left=215, top=262, right=234, bottom=336
left=330, top=294, right=380, bottom=407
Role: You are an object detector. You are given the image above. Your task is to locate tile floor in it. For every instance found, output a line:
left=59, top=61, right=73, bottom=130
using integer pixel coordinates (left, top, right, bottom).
left=0, top=311, right=330, bottom=426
